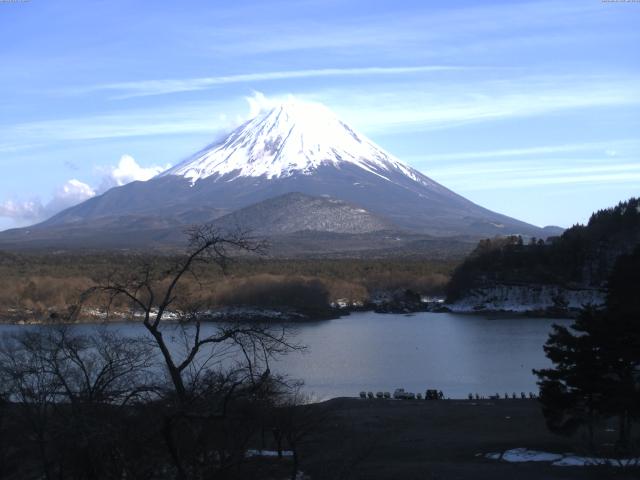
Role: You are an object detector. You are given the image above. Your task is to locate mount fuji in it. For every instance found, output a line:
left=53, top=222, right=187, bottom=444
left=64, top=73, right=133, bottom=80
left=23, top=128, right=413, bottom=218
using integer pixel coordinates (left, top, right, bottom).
left=0, top=100, right=555, bottom=252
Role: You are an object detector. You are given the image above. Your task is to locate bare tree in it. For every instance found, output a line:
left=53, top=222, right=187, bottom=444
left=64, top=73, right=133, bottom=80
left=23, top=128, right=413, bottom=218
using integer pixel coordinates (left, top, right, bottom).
left=78, top=225, right=303, bottom=479
left=0, top=365, right=12, bottom=479
left=268, top=384, right=330, bottom=480
left=82, top=226, right=297, bottom=398
left=0, top=226, right=307, bottom=479
left=0, top=325, right=157, bottom=479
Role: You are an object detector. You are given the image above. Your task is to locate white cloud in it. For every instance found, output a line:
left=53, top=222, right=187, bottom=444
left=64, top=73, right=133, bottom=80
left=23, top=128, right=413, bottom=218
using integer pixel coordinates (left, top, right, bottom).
left=0, top=179, right=95, bottom=226
left=415, top=140, right=639, bottom=162
left=0, top=199, right=43, bottom=223
left=100, top=154, right=169, bottom=190
left=0, top=156, right=169, bottom=228
left=53, top=179, right=95, bottom=205
left=426, top=160, right=640, bottom=191
left=4, top=72, right=639, bottom=149
left=75, top=66, right=467, bottom=99
left=245, top=91, right=276, bottom=118
left=244, top=90, right=299, bottom=118
left=323, top=76, right=640, bottom=135
left=605, top=149, right=618, bottom=157
left=184, top=1, right=603, bottom=60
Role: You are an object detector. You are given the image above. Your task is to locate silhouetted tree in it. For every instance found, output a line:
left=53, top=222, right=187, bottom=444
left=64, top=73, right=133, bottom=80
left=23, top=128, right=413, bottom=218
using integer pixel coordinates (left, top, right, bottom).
left=80, top=225, right=303, bottom=479
left=534, top=307, right=610, bottom=449
left=268, top=384, right=329, bottom=480
left=535, top=246, right=640, bottom=453
left=599, top=246, right=640, bottom=449
left=0, top=325, right=156, bottom=479
left=0, top=226, right=310, bottom=479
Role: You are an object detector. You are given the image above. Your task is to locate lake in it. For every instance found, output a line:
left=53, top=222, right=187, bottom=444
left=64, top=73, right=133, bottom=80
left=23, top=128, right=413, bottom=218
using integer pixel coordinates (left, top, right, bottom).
left=0, top=311, right=569, bottom=400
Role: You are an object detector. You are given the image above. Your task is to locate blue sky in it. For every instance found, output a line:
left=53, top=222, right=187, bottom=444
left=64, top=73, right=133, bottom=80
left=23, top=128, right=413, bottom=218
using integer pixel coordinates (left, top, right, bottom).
left=0, top=0, right=638, bottom=230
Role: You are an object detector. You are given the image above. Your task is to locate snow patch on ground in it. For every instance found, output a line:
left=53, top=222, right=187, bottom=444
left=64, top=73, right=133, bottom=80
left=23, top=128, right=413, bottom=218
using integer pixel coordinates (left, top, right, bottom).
left=484, top=452, right=502, bottom=461
left=553, top=455, right=640, bottom=467
left=449, top=284, right=605, bottom=314
left=500, top=448, right=563, bottom=462
left=246, top=449, right=294, bottom=457
left=203, top=306, right=307, bottom=321
left=484, top=448, right=640, bottom=468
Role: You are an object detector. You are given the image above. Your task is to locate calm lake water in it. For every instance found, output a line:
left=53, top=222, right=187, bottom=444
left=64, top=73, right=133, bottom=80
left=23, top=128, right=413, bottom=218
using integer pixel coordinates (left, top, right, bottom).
left=0, top=311, right=569, bottom=400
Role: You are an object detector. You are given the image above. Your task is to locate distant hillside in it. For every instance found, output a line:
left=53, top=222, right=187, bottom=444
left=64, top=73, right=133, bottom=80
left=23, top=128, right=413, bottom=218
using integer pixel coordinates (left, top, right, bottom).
left=0, top=192, right=479, bottom=258
left=211, top=192, right=392, bottom=235
left=445, top=198, right=640, bottom=313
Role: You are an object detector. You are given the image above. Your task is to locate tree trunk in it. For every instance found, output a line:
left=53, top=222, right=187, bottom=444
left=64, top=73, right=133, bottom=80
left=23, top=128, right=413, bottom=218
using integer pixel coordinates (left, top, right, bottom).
left=162, top=416, right=187, bottom=480
left=145, top=324, right=187, bottom=400
left=36, top=429, right=53, bottom=480
left=618, top=412, right=629, bottom=452
left=587, top=402, right=595, bottom=453
left=273, top=429, right=283, bottom=458
left=290, top=447, right=299, bottom=480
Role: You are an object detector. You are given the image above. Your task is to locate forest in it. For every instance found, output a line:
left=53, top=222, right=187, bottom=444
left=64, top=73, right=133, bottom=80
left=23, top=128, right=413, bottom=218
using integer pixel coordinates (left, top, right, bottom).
left=0, top=245, right=457, bottom=323
left=446, top=197, right=640, bottom=302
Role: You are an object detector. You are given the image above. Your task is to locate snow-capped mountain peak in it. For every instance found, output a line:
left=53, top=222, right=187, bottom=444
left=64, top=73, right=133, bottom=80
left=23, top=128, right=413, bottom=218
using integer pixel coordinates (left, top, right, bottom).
left=162, top=99, right=427, bottom=185
left=3, top=99, right=548, bottom=247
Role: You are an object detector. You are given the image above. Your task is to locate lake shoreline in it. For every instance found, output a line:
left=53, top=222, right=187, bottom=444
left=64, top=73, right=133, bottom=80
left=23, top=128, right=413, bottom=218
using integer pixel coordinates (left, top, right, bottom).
left=0, top=302, right=574, bottom=325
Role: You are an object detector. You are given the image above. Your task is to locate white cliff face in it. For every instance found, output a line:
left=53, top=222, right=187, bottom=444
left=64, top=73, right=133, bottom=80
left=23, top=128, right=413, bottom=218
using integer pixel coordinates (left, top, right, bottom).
left=161, top=100, right=437, bottom=187
left=448, top=284, right=606, bottom=314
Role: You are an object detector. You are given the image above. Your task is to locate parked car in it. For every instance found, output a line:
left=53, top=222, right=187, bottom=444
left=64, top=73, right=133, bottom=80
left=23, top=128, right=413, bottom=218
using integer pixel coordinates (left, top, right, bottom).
left=393, top=388, right=406, bottom=399
left=425, top=389, right=439, bottom=400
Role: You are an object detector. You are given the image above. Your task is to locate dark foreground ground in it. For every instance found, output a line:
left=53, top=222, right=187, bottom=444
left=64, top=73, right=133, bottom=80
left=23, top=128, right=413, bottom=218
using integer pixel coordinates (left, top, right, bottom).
left=292, top=398, right=637, bottom=480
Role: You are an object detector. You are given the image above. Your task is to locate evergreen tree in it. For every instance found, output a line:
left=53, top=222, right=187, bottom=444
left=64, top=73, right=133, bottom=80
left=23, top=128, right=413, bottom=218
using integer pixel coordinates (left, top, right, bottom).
left=534, top=307, right=611, bottom=449
left=600, top=247, right=640, bottom=449
left=534, top=246, right=640, bottom=452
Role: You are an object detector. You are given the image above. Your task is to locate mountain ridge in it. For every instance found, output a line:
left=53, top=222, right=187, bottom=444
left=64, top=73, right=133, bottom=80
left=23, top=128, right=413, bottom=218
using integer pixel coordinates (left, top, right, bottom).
left=0, top=100, right=553, bottom=251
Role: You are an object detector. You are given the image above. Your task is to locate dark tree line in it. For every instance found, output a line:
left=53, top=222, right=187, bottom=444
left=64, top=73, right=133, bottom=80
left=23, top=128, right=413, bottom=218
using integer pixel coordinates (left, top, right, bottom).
left=446, top=197, right=640, bottom=302
left=534, top=246, right=640, bottom=454
left=0, top=226, right=321, bottom=480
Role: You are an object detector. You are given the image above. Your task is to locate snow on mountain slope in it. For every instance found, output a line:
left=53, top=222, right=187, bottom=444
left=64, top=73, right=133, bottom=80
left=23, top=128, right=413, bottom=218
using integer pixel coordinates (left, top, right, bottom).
left=162, top=100, right=435, bottom=188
